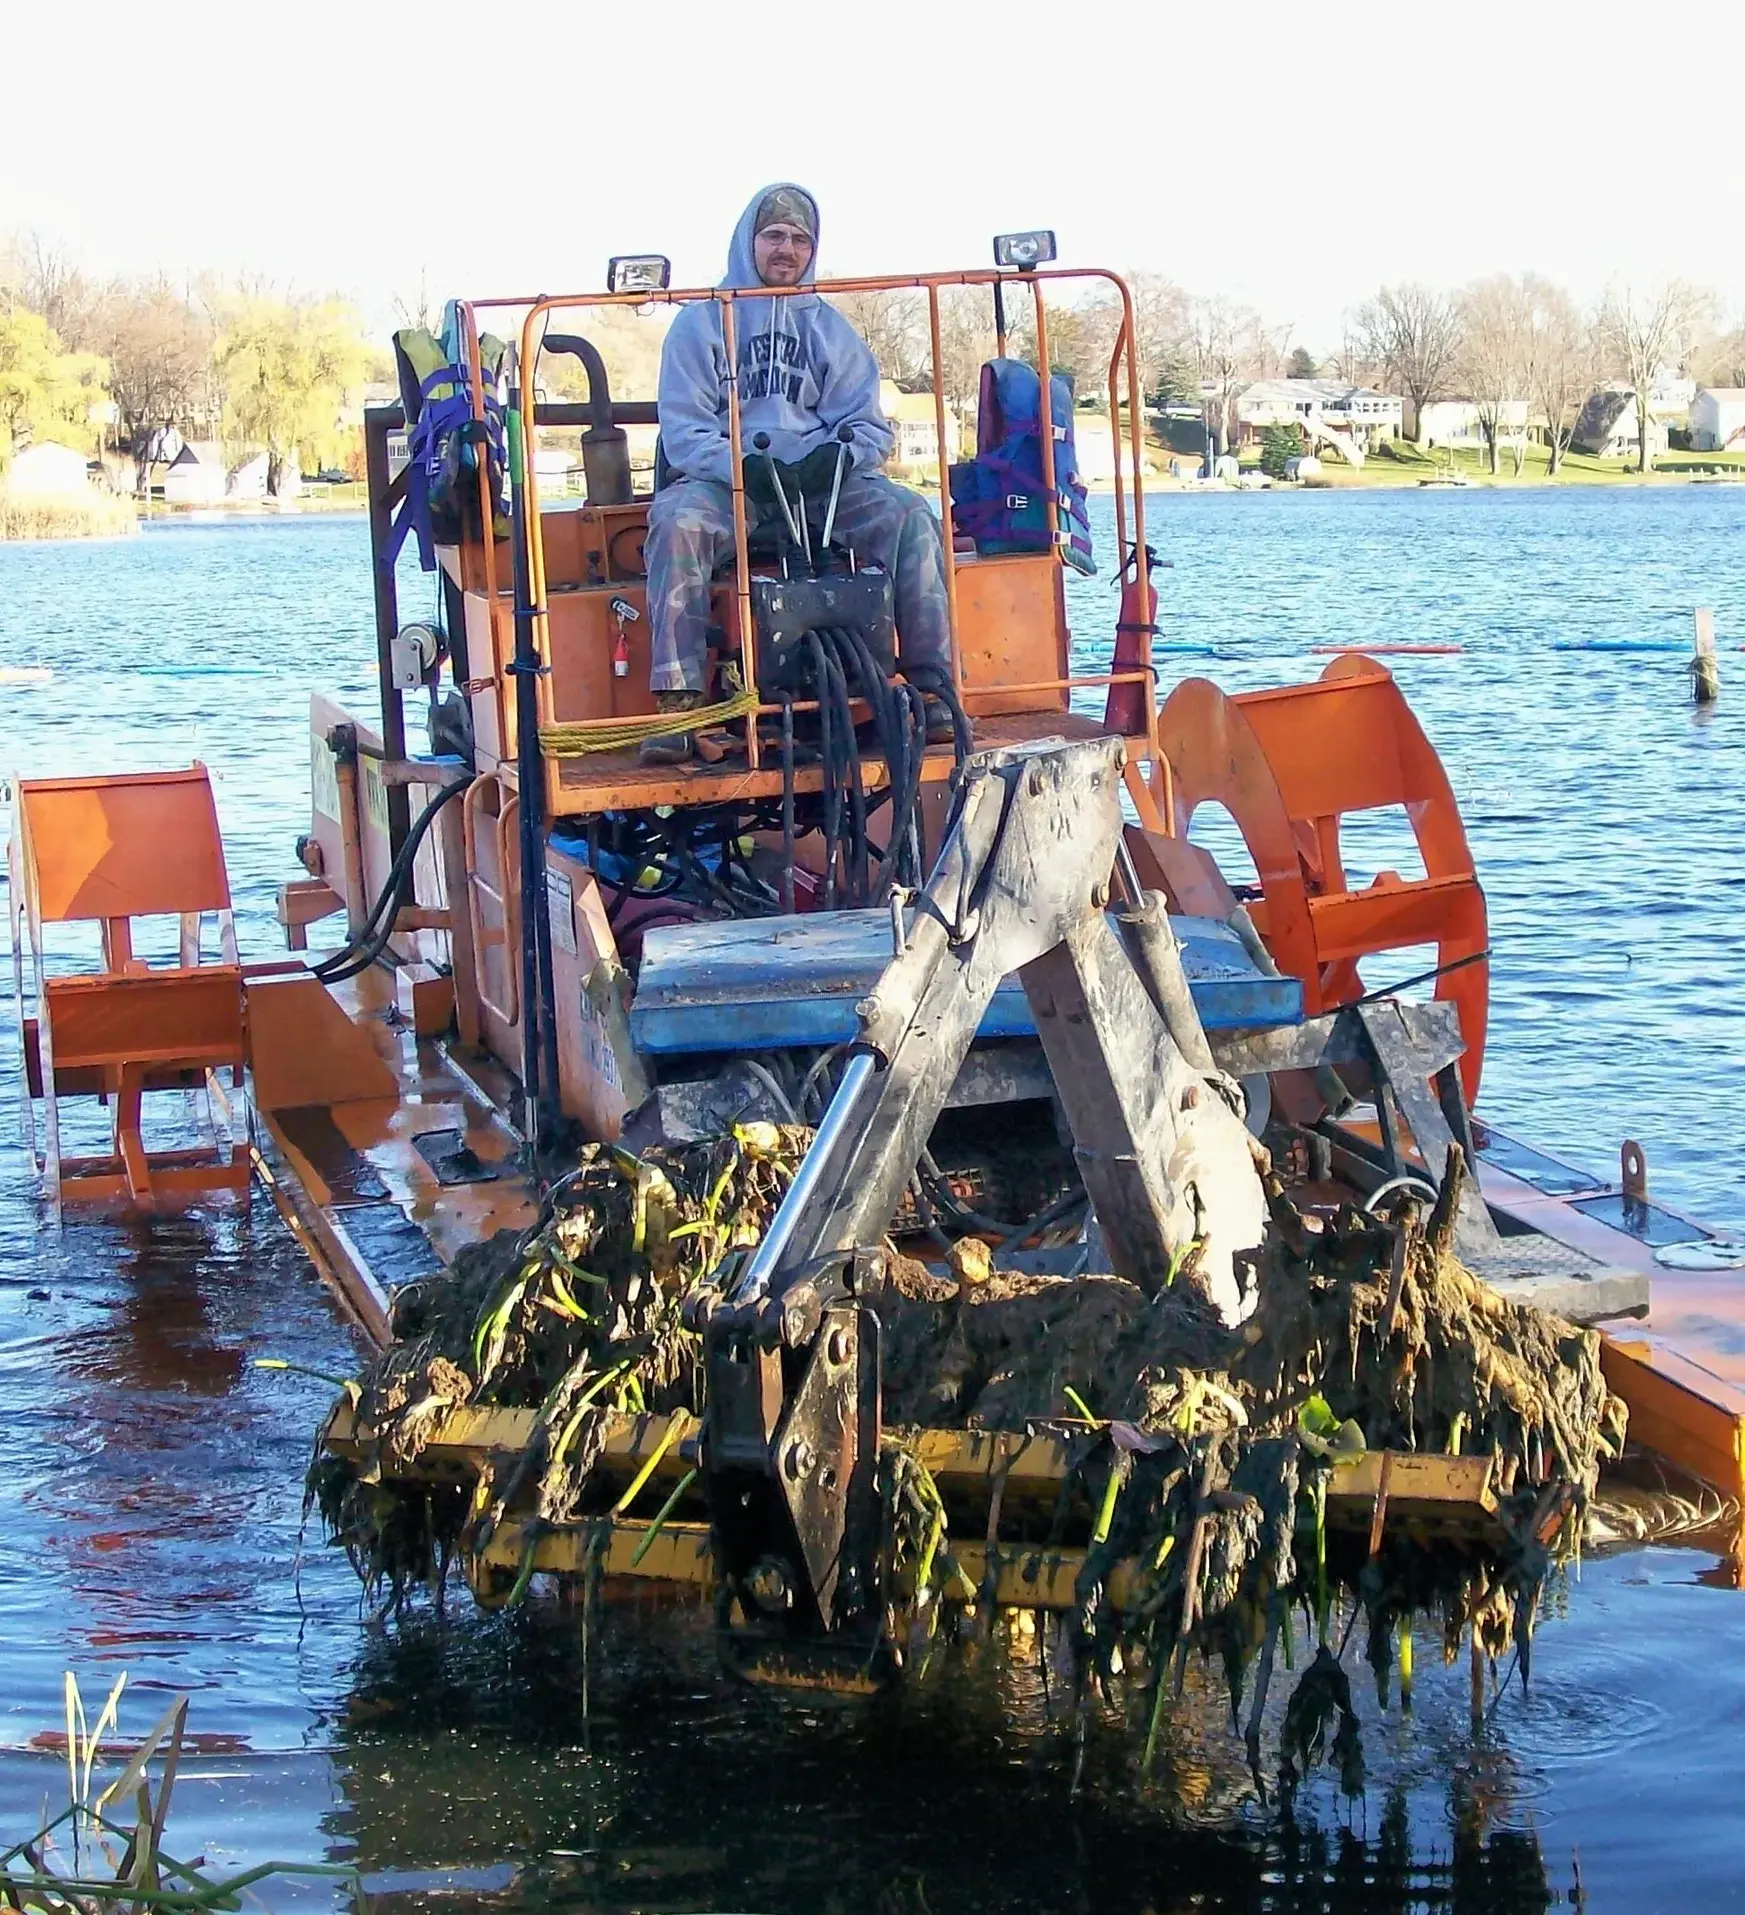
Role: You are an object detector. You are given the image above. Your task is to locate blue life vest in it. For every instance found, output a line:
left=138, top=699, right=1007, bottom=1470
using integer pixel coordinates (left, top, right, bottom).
left=948, top=358, right=1094, bottom=575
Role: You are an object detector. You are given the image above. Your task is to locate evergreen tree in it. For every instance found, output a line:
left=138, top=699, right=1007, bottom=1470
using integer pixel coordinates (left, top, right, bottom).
left=1260, top=423, right=1304, bottom=479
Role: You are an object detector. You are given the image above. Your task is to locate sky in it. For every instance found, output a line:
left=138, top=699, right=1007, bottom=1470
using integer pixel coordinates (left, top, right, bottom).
left=5, top=0, right=1742, bottom=350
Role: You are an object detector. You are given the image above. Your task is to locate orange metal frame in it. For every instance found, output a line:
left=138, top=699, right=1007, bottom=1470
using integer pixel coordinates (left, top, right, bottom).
left=1158, top=654, right=1489, bottom=1103
left=9, top=765, right=252, bottom=1210
left=447, top=268, right=1168, bottom=806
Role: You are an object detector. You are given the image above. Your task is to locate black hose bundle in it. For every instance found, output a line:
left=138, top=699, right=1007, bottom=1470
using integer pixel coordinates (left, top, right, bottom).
left=784, top=625, right=940, bottom=910
left=568, top=635, right=975, bottom=934
left=313, top=776, right=470, bottom=985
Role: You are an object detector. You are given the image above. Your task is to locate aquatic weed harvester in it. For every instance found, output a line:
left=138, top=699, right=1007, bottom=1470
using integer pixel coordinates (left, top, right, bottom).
left=314, top=727, right=1622, bottom=1771
left=10, top=237, right=1739, bottom=1775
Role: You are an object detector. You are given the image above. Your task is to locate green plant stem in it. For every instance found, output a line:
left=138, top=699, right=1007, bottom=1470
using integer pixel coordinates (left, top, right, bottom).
left=629, top=1467, right=700, bottom=1566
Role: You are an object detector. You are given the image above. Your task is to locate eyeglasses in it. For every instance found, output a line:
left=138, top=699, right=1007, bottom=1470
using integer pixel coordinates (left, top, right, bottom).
left=757, top=227, right=813, bottom=250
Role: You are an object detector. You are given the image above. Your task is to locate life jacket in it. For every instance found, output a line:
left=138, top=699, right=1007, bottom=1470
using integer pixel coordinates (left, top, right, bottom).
left=948, top=358, right=1094, bottom=575
left=385, top=309, right=510, bottom=571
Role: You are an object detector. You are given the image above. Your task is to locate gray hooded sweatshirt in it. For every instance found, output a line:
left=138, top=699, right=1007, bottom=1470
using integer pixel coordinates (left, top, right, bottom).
left=656, top=183, right=893, bottom=487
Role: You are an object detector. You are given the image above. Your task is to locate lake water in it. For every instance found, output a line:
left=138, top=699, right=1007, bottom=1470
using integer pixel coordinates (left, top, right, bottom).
left=0, top=488, right=1742, bottom=1911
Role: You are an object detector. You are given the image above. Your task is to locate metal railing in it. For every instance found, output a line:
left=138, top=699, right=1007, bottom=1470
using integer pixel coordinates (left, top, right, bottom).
left=452, top=266, right=1162, bottom=777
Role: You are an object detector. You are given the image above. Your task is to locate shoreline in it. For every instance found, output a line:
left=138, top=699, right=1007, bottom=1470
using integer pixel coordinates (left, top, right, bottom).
left=1084, top=467, right=1745, bottom=495
left=0, top=486, right=371, bottom=543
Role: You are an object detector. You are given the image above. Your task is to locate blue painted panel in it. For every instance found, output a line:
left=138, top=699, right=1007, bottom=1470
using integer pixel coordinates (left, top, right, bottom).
left=629, top=909, right=1301, bottom=1056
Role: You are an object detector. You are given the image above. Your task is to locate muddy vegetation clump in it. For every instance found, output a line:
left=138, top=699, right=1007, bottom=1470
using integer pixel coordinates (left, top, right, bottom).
left=308, top=1132, right=1625, bottom=1797
left=874, top=1148, right=1624, bottom=1795
left=306, top=1125, right=807, bottom=1606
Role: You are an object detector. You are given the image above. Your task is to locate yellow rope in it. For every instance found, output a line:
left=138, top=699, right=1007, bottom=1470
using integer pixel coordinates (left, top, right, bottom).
left=538, top=670, right=759, bottom=758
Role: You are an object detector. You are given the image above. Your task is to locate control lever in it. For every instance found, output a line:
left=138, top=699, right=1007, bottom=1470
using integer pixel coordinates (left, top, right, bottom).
left=752, top=430, right=810, bottom=565
left=820, top=424, right=853, bottom=552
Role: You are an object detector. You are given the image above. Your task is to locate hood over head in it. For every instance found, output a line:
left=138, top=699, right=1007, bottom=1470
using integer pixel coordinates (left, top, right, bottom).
left=722, top=181, right=821, bottom=292
left=657, top=181, right=890, bottom=486
left=718, top=182, right=823, bottom=431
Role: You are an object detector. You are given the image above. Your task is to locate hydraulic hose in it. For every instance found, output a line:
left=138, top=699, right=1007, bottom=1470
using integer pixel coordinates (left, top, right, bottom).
left=905, top=661, right=973, bottom=769
left=803, top=632, right=841, bottom=909
left=778, top=698, right=797, bottom=915
left=312, top=775, right=470, bottom=985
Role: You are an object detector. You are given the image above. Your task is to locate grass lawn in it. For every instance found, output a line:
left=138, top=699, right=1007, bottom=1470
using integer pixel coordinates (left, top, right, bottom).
left=1299, top=438, right=1745, bottom=488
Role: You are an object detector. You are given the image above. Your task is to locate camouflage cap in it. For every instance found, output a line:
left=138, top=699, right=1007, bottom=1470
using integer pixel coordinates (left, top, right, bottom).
left=754, top=187, right=817, bottom=241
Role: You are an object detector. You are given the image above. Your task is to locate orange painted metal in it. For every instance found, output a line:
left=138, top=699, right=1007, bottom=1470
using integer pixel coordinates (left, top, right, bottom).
left=925, top=282, right=965, bottom=697
left=718, top=295, right=760, bottom=765
left=21, top=767, right=233, bottom=924
left=952, top=552, right=1068, bottom=716
left=244, top=972, right=399, bottom=1111
left=12, top=765, right=250, bottom=1208
left=1158, top=653, right=1489, bottom=1102
left=453, top=268, right=1159, bottom=793
left=460, top=773, right=522, bottom=1033
left=1030, top=280, right=1060, bottom=547
left=1600, top=1338, right=1745, bottom=1505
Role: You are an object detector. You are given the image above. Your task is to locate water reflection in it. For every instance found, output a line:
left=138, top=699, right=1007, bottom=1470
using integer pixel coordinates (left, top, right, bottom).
left=322, top=1599, right=1570, bottom=1914
left=59, top=1212, right=250, bottom=1398
left=0, top=1185, right=360, bottom=1740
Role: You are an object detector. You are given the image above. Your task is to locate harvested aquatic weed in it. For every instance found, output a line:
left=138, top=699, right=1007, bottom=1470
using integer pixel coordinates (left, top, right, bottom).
left=306, top=1124, right=806, bottom=1607
left=310, top=1136, right=1626, bottom=1793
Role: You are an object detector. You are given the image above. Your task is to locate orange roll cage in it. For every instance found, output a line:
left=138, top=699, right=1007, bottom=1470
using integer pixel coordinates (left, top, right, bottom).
left=448, top=266, right=1167, bottom=810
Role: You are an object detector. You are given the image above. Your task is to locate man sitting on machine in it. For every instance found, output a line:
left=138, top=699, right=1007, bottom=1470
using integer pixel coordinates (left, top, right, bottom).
left=641, top=183, right=958, bottom=765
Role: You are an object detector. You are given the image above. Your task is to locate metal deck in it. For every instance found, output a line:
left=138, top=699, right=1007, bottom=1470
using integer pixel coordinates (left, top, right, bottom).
left=630, top=909, right=1302, bottom=1055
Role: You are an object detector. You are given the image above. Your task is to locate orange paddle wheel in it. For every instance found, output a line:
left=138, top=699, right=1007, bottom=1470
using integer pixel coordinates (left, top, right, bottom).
left=1157, top=654, right=1489, bottom=1104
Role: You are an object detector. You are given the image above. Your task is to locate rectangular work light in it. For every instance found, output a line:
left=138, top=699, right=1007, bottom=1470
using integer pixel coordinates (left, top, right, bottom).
left=607, top=255, right=672, bottom=295
left=993, top=230, right=1057, bottom=270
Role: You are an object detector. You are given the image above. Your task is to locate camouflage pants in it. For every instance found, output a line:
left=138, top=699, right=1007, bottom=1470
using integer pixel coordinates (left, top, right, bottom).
left=643, top=472, right=951, bottom=693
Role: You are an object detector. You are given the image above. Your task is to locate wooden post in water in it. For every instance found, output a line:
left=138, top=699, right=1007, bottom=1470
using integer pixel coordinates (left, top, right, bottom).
left=1693, top=608, right=1720, bottom=704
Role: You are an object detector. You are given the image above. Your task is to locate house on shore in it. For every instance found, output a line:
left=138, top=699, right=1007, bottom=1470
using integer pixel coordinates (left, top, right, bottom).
left=1413, top=398, right=1532, bottom=452
left=1573, top=391, right=1666, bottom=461
left=1236, top=379, right=1403, bottom=451
left=162, top=441, right=229, bottom=506
left=881, top=381, right=958, bottom=476
left=1691, top=389, right=1745, bottom=452
left=228, top=452, right=275, bottom=501
left=1574, top=367, right=1696, bottom=459
left=3, top=442, right=94, bottom=500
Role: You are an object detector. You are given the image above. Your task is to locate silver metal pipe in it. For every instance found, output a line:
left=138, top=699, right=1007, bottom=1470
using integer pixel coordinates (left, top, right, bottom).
left=1114, top=835, right=1143, bottom=908
left=821, top=441, right=850, bottom=549
left=730, top=1050, right=877, bottom=1303
left=767, top=461, right=805, bottom=548
left=1117, top=889, right=1217, bottom=1075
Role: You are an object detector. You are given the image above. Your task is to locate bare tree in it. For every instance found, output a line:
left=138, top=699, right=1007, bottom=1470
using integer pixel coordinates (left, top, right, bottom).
left=15, top=233, right=96, bottom=347
left=1599, top=278, right=1710, bottom=473
left=87, top=279, right=214, bottom=491
left=1522, top=277, right=1595, bottom=476
left=1124, top=272, right=1191, bottom=402
left=392, top=268, right=439, bottom=336
left=1356, top=283, right=1462, bottom=439
left=1694, top=312, right=1745, bottom=390
left=1186, top=295, right=1268, bottom=458
left=1001, top=294, right=1110, bottom=400
left=1457, top=276, right=1533, bottom=474
left=1329, top=312, right=1383, bottom=387
left=923, top=286, right=997, bottom=417
left=830, top=288, right=929, bottom=387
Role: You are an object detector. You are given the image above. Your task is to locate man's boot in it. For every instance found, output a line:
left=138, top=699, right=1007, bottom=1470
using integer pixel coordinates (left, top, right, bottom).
left=639, top=689, right=707, bottom=766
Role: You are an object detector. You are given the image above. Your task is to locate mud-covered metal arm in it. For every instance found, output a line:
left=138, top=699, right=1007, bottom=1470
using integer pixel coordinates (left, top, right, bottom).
left=730, top=736, right=1130, bottom=1296
left=730, top=734, right=1265, bottom=1320
left=702, top=736, right=1268, bottom=1678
